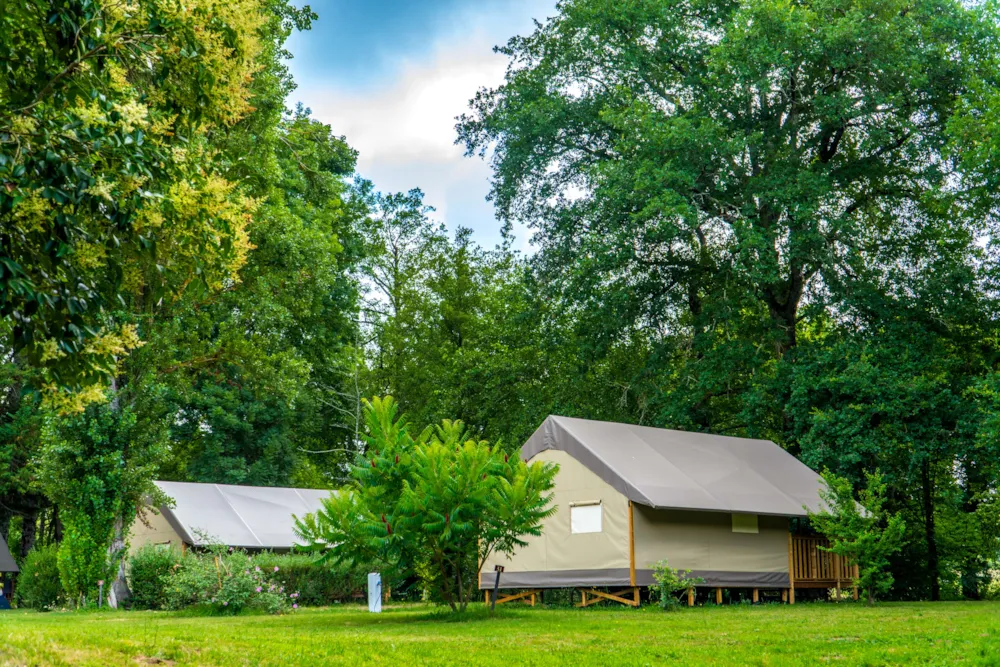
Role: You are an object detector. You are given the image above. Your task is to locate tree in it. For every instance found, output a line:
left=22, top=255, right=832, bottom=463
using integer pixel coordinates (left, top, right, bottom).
left=808, top=470, right=906, bottom=605
left=39, top=399, right=165, bottom=605
left=294, top=397, right=557, bottom=612
left=150, top=108, right=363, bottom=488
left=1, top=0, right=268, bottom=404
left=457, top=0, right=1000, bottom=428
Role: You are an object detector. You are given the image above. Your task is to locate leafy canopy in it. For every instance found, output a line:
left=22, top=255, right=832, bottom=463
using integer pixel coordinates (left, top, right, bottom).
left=1, top=0, right=268, bottom=408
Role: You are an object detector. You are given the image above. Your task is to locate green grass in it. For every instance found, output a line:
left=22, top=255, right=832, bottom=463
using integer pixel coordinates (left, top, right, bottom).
left=2, top=601, right=999, bottom=666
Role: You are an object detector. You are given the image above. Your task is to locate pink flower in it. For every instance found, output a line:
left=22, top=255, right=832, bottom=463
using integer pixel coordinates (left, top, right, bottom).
left=256, top=587, right=262, bottom=593
left=292, top=604, right=298, bottom=609
left=223, top=601, right=229, bottom=606
left=274, top=566, right=279, bottom=572
left=255, top=566, right=261, bottom=572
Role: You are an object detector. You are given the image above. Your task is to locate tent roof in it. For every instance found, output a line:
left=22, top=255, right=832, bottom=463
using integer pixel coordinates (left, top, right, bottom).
left=0, top=535, right=17, bottom=573
left=522, top=416, right=826, bottom=517
left=153, top=481, right=332, bottom=549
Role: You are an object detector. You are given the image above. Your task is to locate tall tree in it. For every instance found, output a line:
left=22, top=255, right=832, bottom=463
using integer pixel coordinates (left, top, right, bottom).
left=1, top=0, right=269, bottom=406
left=458, top=0, right=998, bottom=428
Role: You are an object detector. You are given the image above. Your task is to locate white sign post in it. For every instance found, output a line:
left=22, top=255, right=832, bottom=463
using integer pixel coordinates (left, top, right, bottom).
left=367, top=572, right=382, bottom=613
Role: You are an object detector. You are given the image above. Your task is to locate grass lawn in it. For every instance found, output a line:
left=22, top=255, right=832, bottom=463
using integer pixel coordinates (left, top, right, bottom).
left=2, top=601, right=999, bottom=666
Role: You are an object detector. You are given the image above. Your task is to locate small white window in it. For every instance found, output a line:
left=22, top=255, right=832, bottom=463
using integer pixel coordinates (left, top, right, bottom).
left=570, top=502, right=603, bottom=534
left=732, top=513, right=759, bottom=534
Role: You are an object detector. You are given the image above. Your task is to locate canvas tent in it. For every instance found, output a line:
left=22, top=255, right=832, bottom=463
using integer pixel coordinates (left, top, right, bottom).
left=129, top=481, right=331, bottom=553
left=482, top=416, right=836, bottom=605
left=0, top=535, right=17, bottom=574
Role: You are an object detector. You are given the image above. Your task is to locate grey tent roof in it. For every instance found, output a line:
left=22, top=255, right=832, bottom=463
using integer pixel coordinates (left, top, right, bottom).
left=154, top=481, right=332, bottom=549
left=522, top=416, right=826, bottom=517
left=0, top=535, right=17, bottom=573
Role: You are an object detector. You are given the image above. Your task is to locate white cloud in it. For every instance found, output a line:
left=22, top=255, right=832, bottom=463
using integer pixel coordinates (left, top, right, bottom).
left=294, top=4, right=553, bottom=248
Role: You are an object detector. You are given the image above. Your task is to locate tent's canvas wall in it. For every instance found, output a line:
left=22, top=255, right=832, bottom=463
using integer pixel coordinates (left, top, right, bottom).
left=128, top=507, right=186, bottom=554
left=482, top=450, right=632, bottom=588
left=480, top=449, right=792, bottom=589
left=632, top=507, right=789, bottom=587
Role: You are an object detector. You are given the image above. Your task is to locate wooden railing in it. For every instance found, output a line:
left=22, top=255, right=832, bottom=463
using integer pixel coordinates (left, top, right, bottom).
left=791, top=536, right=857, bottom=587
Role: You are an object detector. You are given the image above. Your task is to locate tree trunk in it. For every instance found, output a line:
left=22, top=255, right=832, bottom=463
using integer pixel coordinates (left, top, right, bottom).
left=18, top=508, right=37, bottom=560
left=107, top=516, right=130, bottom=609
left=921, top=460, right=940, bottom=601
left=0, top=508, right=11, bottom=544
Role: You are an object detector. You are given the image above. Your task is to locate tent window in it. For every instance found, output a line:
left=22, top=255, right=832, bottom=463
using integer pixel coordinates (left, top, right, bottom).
left=732, top=513, right=759, bottom=534
left=570, top=502, right=603, bottom=534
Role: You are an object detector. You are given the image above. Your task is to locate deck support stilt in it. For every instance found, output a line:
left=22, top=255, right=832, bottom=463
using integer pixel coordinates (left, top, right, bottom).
left=491, top=589, right=540, bottom=606
left=576, top=587, right=640, bottom=608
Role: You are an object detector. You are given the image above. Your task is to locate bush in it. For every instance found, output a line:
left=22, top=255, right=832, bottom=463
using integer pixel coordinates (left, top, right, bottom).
left=253, top=552, right=366, bottom=606
left=650, top=559, right=702, bottom=610
left=163, top=547, right=297, bottom=615
left=127, top=545, right=181, bottom=610
left=15, top=544, right=63, bottom=610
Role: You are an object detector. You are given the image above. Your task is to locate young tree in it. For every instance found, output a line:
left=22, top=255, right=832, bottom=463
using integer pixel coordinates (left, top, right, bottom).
left=294, top=396, right=558, bottom=612
left=808, top=470, right=905, bottom=605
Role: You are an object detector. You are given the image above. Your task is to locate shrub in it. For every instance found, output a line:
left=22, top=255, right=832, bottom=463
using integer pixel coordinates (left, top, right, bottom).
left=650, top=559, right=703, bottom=610
left=163, top=547, right=297, bottom=615
left=127, top=545, right=181, bottom=610
left=294, top=396, right=558, bottom=612
left=252, top=552, right=366, bottom=606
left=15, top=544, right=63, bottom=610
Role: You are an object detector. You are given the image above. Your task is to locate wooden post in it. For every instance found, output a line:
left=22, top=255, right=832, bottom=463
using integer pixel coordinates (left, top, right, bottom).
left=633, top=586, right=640, bottom=606
left=181, top=542, right=187, bottom=557
left=484, top=590, right=490, bottom=605
left=787, top=531, right=796, bottom=605
left=687, top=588, right=694, bottom=607
left=834, top=553, right=841, bottom=602
left=781, top=589, right=787, bottom=603
left=715, top=587, right=723, bottom=605
left=752, top=588, right=759, bottom=603
left=852, top=563, right=860, bottom=601
left=628, top=501, right=636, bottom=587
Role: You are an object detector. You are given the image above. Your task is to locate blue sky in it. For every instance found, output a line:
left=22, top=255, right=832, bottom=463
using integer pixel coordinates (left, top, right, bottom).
left=285, top=0, right=555, bottom=249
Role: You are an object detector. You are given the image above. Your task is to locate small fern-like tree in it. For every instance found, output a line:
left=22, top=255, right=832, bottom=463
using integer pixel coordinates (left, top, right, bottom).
left=294, top=397, right=557, bottom=612
left=808, top=470, right=905, bottom=605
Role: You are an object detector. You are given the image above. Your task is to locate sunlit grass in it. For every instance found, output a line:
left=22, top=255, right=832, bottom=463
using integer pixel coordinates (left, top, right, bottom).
left=2, top=600, right=998, bottom=665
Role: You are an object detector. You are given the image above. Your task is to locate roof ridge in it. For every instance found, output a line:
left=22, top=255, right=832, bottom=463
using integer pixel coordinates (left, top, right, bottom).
left=553, top=416, right=658, bottom=507
left=214, top=484, right=263, bottom=547
left=627, top=424, right=733, bottom=511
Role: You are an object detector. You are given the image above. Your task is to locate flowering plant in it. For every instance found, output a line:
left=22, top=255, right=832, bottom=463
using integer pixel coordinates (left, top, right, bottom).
left=163, top=547, right=299, bottom=615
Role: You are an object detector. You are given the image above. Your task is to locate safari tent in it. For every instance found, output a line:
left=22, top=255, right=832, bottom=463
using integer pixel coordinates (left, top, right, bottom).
left=482, top=416, right=853, bottom=606
left=0, top=536, right=17, bottom=575
left=129, top=481, right=330, bottom=554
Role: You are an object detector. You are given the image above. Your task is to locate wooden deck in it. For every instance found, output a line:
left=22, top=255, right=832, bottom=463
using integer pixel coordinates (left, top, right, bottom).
left=790, top=535, right=858, bottom=600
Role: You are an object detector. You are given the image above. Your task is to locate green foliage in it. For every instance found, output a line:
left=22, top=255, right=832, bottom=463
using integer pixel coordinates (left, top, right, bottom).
left=650, top=559, right=703, bottom=611
left=251, top=552, right=366, bottom=607
left=40, top=399, right=164, bottom=604
left=809, top=471, right=906, bottom=605
left=162, top=547, right=295, bottom=615
left=0, top=0, right=271, bottom=403
left=14, top=544, right=62, bottom=610
left=127, top=545, right=181, bottom=610
left=294, top=396, right=558, bottom=612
